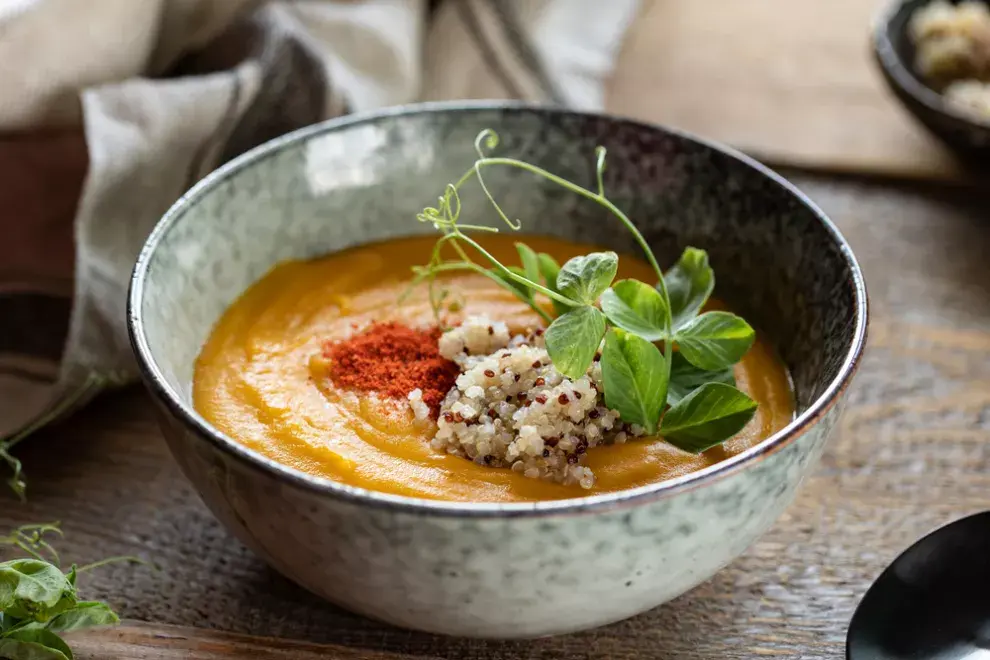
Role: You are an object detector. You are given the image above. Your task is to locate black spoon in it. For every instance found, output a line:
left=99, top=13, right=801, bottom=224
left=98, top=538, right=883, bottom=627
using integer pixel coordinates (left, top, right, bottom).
left=847, top=511, right=990, bottom=659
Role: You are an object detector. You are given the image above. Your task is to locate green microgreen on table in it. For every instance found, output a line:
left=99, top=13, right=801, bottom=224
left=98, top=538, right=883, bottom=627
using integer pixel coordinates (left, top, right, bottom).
left=408, top=129, right=759, bottom=453
left=0, top=522, right=146, bottom=660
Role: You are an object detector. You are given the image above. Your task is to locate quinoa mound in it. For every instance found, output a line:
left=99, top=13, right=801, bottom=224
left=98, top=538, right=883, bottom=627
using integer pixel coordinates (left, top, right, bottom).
left=409, top=316, right=644, bottom=489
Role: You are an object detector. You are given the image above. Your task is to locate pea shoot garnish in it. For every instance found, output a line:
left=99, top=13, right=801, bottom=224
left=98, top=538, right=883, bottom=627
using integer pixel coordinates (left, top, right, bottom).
left=408, top=129, right=759, bottom=453
left=0, top=522, right=147, bottom=660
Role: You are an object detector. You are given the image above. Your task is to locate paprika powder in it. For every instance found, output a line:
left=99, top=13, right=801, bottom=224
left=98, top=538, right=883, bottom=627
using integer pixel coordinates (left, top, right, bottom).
left=321, top=322, right=458, bottom=417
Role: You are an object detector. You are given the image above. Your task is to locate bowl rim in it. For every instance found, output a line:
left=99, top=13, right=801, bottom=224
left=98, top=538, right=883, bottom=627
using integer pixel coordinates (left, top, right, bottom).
left=128, top=100, right=869, bottom=518
left=871, top=0, right=990, bottom=131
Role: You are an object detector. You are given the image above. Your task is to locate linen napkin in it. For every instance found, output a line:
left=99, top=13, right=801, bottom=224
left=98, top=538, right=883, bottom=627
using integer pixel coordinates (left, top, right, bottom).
left=0, top=0, right=641, bottom=479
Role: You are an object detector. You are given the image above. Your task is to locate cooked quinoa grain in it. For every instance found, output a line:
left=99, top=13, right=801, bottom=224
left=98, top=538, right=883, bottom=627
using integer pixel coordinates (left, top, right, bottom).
left=423, top=315, right=642, bottom=489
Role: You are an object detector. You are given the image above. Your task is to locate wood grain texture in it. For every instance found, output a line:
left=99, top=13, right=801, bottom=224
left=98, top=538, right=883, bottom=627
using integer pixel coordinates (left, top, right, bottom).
left=68, top=621, right=432, bottom=659
left=2, top=174, right=990, bottom=658
left=608, top=0, right=983, bottom=183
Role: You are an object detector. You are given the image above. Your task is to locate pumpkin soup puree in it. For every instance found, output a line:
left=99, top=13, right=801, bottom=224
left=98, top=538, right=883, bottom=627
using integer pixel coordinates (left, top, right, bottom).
left=193, top=235, right=794, bottom=502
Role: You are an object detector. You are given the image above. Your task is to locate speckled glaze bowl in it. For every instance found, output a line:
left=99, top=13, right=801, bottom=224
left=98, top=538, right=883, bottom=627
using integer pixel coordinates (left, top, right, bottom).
left=128, top=102, right=867, bottom=639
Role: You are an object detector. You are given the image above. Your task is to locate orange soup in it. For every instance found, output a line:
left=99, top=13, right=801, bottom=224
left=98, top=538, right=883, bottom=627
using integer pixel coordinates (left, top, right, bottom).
left=193, top=235, right=795, bottom=502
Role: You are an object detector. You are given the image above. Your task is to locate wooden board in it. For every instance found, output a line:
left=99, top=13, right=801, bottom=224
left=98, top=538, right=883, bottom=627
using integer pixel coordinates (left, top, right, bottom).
left=608, top=0, right=977, bottom=182
left=69, top=622, right=419, bottom=659
left=2, top=173, right=990, bottom=658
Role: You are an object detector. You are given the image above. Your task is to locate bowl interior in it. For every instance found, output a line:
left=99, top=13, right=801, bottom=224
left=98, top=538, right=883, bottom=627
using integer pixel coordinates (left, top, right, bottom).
left=133, top=105, right=863, bottom=474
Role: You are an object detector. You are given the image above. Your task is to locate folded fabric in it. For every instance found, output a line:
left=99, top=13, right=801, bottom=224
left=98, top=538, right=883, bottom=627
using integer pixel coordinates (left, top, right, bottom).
left=0, top=0, right=642, bottom=485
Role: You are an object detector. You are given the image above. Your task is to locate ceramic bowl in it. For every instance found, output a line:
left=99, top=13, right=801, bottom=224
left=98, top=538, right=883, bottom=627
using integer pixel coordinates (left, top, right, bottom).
left=128, top=102, right=867, bottom=639
left=872, top=0, right=990, bottom=153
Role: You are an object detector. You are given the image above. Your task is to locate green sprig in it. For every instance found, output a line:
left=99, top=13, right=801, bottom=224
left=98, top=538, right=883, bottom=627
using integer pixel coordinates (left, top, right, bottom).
left=409, top=130, right=760, bottom=453
left=0, top=522, right=151, bottom=660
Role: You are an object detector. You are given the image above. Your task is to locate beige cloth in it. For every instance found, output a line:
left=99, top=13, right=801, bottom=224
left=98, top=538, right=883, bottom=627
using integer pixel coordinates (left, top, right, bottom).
left=0, top=1, right=641, bottom=461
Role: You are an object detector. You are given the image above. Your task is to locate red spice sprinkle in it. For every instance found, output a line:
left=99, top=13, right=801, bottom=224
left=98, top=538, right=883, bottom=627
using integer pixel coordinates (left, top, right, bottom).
left=535, top=395, right=548, bottom=404
left=573, top=391, right=582, bottom=400
left=322, top=322, right=458, bottom=418
left=532, top=360, right=542, bottom=369
left=484, top=369, right=496, bottom=378
left=534, top=377, right=545, bottom=386
left=558, top=393, right=570, bottom=405
left=488, top=326, right=494, bottom=335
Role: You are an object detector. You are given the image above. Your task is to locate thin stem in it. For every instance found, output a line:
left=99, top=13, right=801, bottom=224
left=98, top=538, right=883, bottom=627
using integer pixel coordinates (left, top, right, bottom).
left=76, top=555, right=151, bottom=574
left=449, top=240, right=475, bottom=265
left=455, top=234, right=578, bottom=309
left=475, top=158, right=665, bottom=285
left=595, top=147, right=607, bottom=197
left=425, top=262, right=553, bottom=323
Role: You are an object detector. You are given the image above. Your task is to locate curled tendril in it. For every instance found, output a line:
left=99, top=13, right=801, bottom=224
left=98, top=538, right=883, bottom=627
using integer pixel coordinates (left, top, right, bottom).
left=443, top=184, right=461, bottom=224
left=595, top=146, right=607, bottom=197
left=469, top=130, right=521, bottom=230
left=473, top=160, right=521, bottom=231
left=0, top=522, right=63, bottom=565
left=474, top=129, right=499, bottom=158
left=416, top=185, right=464, bottom=232
left=0, top=446, right=25, bottom=501
left=416, top=208, right=438, bottom=225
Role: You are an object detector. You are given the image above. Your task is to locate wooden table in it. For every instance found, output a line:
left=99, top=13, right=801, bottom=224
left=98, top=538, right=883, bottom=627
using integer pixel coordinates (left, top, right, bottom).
left=2, top=171, right=990, bottom=658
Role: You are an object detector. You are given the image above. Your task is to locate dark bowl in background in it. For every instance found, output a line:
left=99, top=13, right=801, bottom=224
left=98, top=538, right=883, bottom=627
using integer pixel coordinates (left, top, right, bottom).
left=872, top=0, right=990, bottom=153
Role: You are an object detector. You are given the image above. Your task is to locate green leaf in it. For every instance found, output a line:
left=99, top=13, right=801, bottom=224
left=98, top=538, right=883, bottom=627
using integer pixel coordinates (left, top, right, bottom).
left=538, top=253, right=560, bottom=284
left=556, top=252, right=618, bottom=305
left=601, top=328, right=668, bottom=434
left=515, top=243, right=541, bottom=284
left=537, top=253, right=569, bottom=316
left=0, top=561, right=75, bottom=621
left=545, top=306, right=607, bottom=379
left=665, top=247, right=714, bottom=329
left=667, top=352, right=735, bottom=406
left=44, top=602, right=118, bottom=634
left=0, top=629, right=72, bottom=660
left=675, top=311, right=755, bottom=371
left=600, top=279, right=668, bottom=341
left=660, top=382, right=758, bottom=453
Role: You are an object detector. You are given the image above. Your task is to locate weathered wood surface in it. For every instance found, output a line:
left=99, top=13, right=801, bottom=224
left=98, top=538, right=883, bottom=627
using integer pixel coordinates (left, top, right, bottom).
left=68, top=622, right=427, bottom=659
left=2, top=172, right=989, bottom=658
